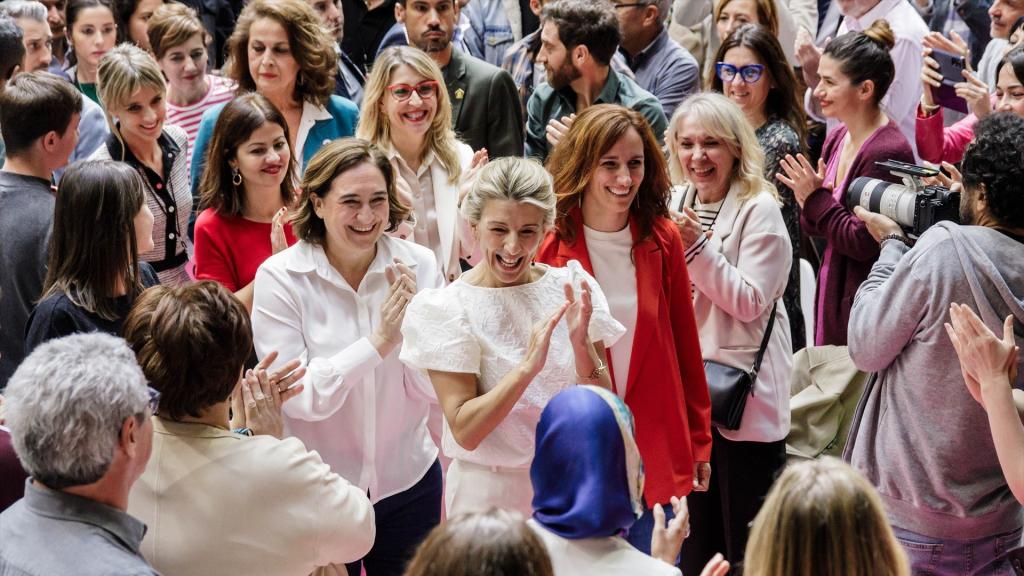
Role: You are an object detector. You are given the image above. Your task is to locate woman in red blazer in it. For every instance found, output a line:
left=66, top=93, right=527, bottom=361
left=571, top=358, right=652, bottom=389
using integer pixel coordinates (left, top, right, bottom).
left=536, top=104, right=712, bottom=557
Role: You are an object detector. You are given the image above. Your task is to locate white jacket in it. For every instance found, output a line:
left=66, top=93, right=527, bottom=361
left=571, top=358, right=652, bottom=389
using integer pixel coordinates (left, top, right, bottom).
left=671, top=183, right=793, bottom=442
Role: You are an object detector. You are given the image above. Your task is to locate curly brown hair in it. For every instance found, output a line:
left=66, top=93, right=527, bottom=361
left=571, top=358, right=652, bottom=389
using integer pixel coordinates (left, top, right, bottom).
left=223, top=0, right=337, bottom=107
left=546, top=104, right=670, bottom=245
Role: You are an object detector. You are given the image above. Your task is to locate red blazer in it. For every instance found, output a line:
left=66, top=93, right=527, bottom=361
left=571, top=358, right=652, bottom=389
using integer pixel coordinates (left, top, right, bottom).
left=536, top=212, right=712, bottom=504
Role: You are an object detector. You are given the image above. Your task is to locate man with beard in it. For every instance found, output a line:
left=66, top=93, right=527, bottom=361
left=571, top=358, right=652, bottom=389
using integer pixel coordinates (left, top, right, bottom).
left=395, top=0, right=523, bottom=157
left=847, top=112, right=1024, bottom=575
left=2, top=0, right=106, bottom=177
left=304, top=0, right=365, bottom=106
left=525, top=0, right=666, bottom=161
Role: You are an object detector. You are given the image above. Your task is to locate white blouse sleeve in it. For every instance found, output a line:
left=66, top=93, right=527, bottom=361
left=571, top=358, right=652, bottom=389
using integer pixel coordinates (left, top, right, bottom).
left=252, top=263, right=383, bottom=422
left=400, top=288, right=481, bottom=374
left=566, top=260, right=627, bottom=348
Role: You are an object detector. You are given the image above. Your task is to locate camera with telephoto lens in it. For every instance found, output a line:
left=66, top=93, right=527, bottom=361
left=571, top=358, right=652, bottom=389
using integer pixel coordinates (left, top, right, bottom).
left=845, top=160, right=961, bottom=238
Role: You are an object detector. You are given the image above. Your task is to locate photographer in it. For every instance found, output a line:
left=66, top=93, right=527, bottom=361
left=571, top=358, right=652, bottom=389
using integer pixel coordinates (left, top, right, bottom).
left=846, top=112, right=1024, bottom=575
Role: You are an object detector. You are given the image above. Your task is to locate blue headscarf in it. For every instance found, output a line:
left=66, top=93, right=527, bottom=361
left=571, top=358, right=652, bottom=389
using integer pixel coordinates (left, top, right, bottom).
left=531, top=385, right=645, bottom=539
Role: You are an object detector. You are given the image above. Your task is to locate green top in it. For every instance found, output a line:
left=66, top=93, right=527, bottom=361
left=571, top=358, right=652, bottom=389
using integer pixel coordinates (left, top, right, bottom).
left=77, top=81, right=100, bottom=107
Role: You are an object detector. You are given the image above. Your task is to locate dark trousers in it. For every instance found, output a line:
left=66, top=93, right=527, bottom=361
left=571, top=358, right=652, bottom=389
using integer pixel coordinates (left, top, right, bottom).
left=680, top=429, right=786, bottom=575
left=346, top=459, right=442, bottom=576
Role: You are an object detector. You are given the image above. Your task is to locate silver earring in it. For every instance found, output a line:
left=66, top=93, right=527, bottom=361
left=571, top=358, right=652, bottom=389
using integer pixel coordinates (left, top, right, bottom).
left=232, top=167, right=242, bottom=186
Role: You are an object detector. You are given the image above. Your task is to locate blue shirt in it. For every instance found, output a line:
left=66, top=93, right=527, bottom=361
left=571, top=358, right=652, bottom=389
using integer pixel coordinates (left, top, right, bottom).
left=618, top=28, right=699, bottom=121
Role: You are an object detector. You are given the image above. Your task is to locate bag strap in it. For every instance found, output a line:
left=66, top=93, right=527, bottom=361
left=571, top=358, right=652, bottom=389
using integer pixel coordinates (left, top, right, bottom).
left=750, top=302, right=778, bottom=378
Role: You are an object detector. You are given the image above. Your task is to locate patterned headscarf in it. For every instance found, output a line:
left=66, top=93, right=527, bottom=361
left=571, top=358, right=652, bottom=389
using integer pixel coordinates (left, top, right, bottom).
left=530, top=385, right=645, bottom=539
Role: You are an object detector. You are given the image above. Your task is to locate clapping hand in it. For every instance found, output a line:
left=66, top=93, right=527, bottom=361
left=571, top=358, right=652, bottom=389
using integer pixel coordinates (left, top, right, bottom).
left=520, top=302, right=569, bottom=379
left=546, top=114, right=576, bottom=149
left=271, top=207, right=290, bottom=254
left=369, top=258, right=417, bottom=357
left=458, top=148, right=489, bottom=206
left=651, top=496, right=689, bottom=566
left=564, top=280, right=593, bottom=348
left=671, top=206, right=710, bottom=249
left=776, top=153, right=826, bottom=207
left=945, top=303, right=1020, bottom=409
left=230, top=350, right=305, bottom=438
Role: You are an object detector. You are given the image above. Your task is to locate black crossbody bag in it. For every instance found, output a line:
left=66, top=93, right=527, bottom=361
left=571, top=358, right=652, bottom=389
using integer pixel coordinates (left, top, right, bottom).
left=705, top=303, right=777, bottom=430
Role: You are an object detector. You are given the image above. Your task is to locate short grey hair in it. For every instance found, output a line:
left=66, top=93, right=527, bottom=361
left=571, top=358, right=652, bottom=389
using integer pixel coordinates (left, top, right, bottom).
left=0, top=0, right=48, bottom=23
left=459, top=157, right=556, bottom=227
left=4, top=333, right=150, bottom=489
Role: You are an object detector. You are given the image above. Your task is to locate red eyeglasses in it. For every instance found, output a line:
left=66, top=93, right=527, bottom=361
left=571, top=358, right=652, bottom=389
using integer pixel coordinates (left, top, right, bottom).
left=386, top=80, right=440, bottom=101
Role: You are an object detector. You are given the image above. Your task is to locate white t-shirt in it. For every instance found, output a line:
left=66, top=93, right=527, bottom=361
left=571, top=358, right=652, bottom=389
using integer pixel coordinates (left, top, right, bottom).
left=583, top=225, right=637, bottom=398
left=528, top=519, right=682, bottom=576
left=400, top=261, right=625, bottom=468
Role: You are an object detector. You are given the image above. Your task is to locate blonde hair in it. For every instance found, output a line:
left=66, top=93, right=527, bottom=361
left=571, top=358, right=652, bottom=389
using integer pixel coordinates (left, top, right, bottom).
left=744, top=457, right=910, bottom=576
left=356, top=46, right=461, bottom=185
left=666, top=92, right=776, bottom=203
left=96, top=43, right=167, bottom=160
left=460, top=157, right=555, bottom=227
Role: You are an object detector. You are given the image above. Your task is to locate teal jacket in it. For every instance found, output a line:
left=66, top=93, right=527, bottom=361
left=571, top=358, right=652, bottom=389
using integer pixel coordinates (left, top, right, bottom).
left=189, top=95, right=358, bottom=193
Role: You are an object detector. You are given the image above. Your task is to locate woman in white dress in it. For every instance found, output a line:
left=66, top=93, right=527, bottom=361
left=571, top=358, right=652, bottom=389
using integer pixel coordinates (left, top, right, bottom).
left=401, top=157, right=625, bottom=517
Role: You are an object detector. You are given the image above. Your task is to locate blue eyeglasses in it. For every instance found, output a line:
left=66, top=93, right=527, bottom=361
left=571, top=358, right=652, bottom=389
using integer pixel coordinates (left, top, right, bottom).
left=715, top=62, right=766, bottom=84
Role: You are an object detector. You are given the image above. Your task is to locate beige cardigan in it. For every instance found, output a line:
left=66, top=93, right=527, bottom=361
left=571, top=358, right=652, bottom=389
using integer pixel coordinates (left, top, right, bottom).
left=128, top=417, right=375, bottom=575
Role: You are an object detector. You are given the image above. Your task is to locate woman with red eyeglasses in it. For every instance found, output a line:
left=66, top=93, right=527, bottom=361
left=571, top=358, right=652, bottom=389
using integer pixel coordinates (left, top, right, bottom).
left=357, top=46, right=487, bottom=285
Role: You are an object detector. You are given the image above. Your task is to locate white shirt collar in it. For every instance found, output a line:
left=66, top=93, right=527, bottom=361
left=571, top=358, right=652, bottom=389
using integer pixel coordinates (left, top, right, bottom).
left=844, top=0, right=903, bottom=31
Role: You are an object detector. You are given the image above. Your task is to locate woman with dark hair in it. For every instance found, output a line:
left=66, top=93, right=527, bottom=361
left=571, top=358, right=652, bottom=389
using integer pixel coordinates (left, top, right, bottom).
left=123, top=280, right=376, bottom=575
left=535, top=104, right=711, bottom=556
left=25, top=160, right=158, bottom=352
left=777, top=20, right=914, bottom=346
left=252, top=138, right=444, bottom=576
left=112, top=0, right=163, bottom=50
left=709, top=23, right=806, bottom=350
left=90, top=43, right=192, bottom=285
left=189, top=0, right=357, bottom=189
left=194, top=92, right=297, bottom=310
left=64, top=0, right=117, bottom=105
left=404, top=509, right=554, bottom=576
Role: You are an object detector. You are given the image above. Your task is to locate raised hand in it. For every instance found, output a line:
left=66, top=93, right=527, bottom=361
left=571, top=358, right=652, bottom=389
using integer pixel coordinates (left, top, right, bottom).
left=545, top=114, right=577, bottom=149
left=458, top=148, right=490, bottom=206
left=229, top=351, right=305, bottom=438
left=651, top=496, right=689, bottom=566
left=955, top=70, right=992, bottom=120
left=945, top=303, right=1020, bottom=408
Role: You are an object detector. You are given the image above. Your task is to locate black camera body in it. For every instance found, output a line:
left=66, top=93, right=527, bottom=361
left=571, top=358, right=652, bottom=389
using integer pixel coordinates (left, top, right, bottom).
left=846, top=160, right=961, bottom=237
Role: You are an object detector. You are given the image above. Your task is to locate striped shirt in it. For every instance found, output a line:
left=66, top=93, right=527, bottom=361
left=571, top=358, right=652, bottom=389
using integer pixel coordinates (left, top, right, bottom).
left=684, top=196, right=723, bottom=265
left=166, top=75, right=236, bottom=168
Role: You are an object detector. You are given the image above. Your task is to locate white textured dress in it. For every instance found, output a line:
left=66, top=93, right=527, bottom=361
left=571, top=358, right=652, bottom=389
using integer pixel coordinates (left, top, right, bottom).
left=401, top=261, right=625, bottom=515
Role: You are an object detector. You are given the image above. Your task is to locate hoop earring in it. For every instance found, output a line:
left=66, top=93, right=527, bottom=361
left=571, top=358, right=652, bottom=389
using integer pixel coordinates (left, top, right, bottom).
left=232, top=167, right=242, bottom=187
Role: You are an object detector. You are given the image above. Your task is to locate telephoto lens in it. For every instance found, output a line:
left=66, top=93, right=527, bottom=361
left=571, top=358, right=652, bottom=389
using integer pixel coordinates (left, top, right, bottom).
left=846, top=177, right=919, bottom=229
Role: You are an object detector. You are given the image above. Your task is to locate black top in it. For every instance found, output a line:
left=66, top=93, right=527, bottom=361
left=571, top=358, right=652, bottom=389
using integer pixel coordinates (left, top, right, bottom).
left=341, top=0, right=398, bottom=71
left=23, top=263, right=160, bottom=356
left=520, top=0, right=539, bottom=37
left=0, top=171, right=54, bottom=389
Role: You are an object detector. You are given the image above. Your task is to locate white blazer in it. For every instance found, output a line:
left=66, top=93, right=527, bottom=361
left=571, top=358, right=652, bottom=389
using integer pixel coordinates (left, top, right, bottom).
left=389, top=142, right=480, bottom=283
left=671, top=183, right=793, bottom=443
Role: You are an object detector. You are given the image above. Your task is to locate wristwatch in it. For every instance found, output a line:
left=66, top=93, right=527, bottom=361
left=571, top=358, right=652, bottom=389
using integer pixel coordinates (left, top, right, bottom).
left=881, top=233, right=912, bottom=247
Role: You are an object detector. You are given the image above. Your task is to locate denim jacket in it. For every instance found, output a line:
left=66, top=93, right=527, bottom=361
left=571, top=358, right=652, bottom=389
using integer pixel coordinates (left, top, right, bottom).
left=462, top=0, right=521, bottom=66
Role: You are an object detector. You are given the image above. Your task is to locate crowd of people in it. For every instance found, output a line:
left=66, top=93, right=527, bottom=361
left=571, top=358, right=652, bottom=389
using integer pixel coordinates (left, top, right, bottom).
left=0, top=0, right=1022, bottom=572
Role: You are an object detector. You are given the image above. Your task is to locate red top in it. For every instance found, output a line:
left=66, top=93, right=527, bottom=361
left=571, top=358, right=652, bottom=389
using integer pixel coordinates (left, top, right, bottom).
left=194, top=208, right=297, bottom=292
left=536, top=211, right=712, bottom=504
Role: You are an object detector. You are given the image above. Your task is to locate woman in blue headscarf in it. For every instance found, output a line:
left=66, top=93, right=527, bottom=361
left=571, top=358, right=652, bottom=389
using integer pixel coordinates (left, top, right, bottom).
left=529, top=386, right=730, bottom=576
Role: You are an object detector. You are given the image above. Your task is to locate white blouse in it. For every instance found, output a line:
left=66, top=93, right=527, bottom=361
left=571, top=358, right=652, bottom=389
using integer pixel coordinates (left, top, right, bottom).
left=400, top=261, right=625, bottom=468
left=528, top=520, right=682, bottom=576
left=251, top=236, right=443, bottom=503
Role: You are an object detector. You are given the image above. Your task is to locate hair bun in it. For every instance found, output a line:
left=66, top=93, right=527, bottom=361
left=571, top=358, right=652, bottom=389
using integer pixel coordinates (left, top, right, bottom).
left=862, top=19, right=895, bottom=51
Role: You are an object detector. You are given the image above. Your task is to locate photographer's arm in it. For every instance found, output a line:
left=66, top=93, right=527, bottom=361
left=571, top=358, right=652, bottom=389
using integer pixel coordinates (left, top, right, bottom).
left=847, top=238, right=924, bottom=372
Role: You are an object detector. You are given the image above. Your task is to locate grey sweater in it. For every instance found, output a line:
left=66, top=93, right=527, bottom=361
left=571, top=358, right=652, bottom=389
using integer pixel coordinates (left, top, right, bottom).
left=847, top=222, right=1024, bottom=540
